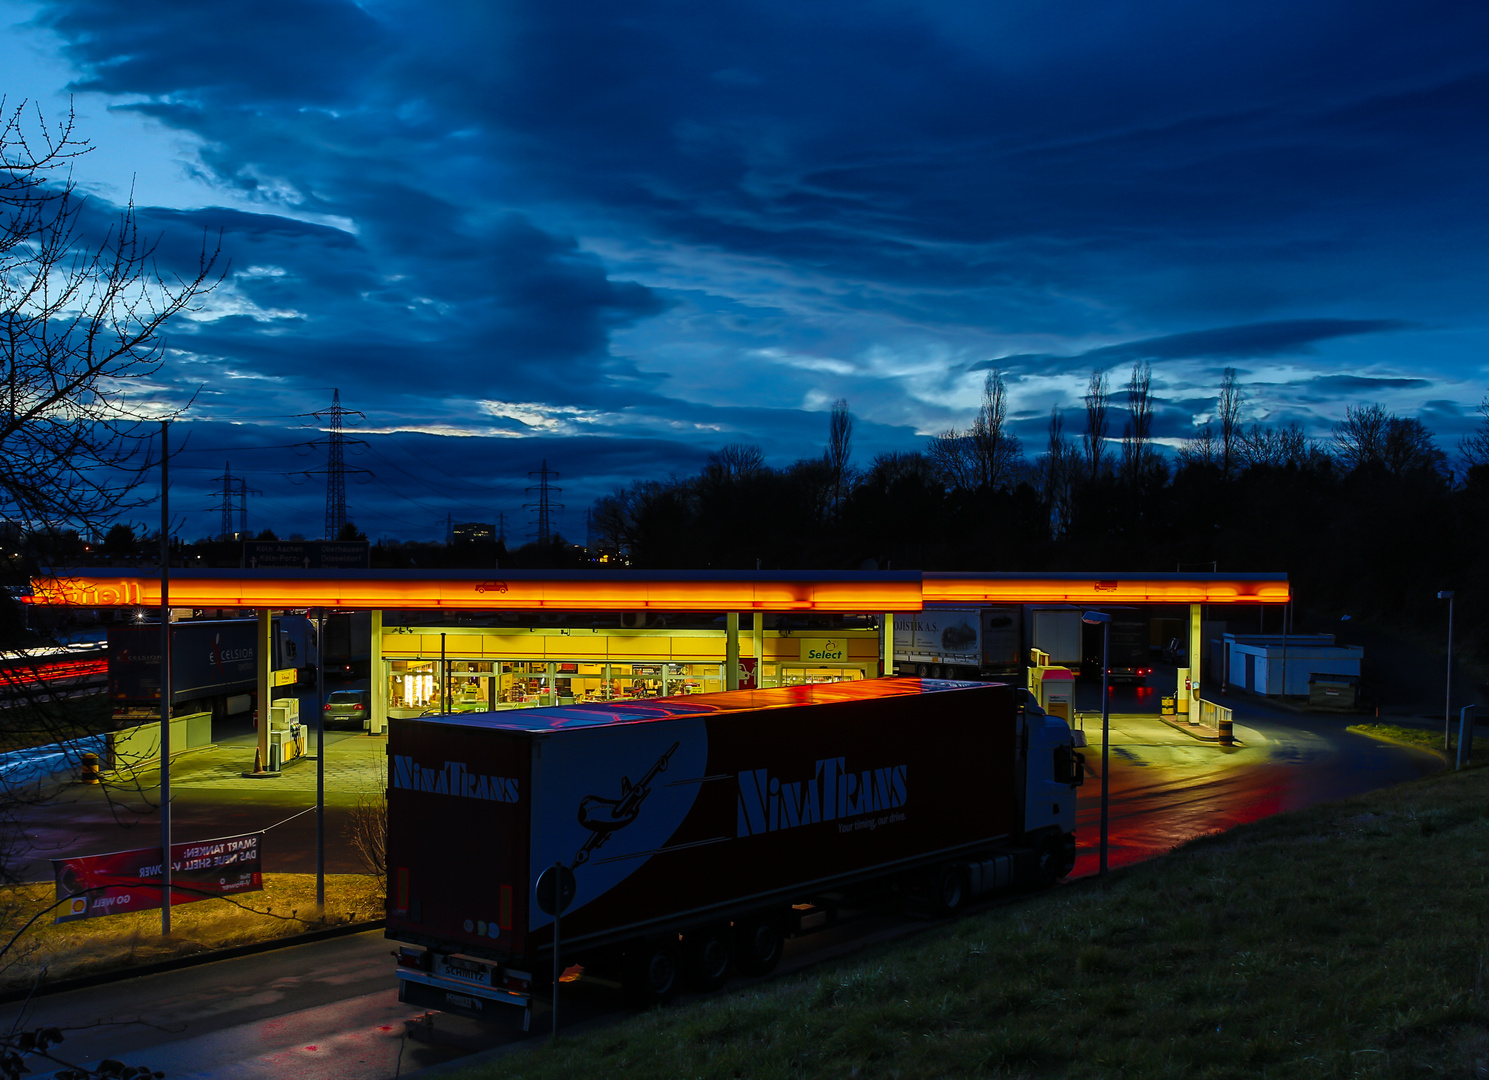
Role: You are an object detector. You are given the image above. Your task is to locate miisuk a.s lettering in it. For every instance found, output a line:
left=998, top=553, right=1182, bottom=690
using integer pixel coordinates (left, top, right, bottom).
left=736, top=756, right=907, bottom=837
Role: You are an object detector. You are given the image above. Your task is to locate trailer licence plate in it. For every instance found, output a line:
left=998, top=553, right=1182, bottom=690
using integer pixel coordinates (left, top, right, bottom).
left=438, top=956, right=493, bottom=986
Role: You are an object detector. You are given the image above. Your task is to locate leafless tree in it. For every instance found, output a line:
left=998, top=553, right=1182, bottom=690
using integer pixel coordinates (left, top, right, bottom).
left=1177, top=424, right=1219, bottom=469
left=706, top=442, right=766, bottom=484
left=1040, top=407, right=1075, bottom=537
left=969, top=370, right=1023, bottom=490
left=1, top=100, right=223, bottom=538
left=1332, top=403, right=1391, bottom=470
left=824, top=399, right=854, bottom=509
left=1239, top=421, right=1319, bottom=469
left=1217, top=367, right=1245, bottom=476
left=345, top=789, right=387, bottom=897
left=1460, top=396, right=1489, bottom=471
left=863, top=451, right=936, bottom=490
left=926, top=428, right=974, bottom=491
left=1081, top=368, right=1110, bottom=481
left=1381, top=416, right=1445, bottom=477
left=1120, top=359, right=1154, bottom=483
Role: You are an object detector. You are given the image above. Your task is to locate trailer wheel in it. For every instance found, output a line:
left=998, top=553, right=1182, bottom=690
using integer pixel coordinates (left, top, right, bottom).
left=926, top=863, right=967, bottom=916
left=916, top=664, right=930, bottom=678
left=623, top=940, right=682, bottom=1007
left=733, top=914, right=785, bottom=977
left=684, top=929, right=734, bottom=992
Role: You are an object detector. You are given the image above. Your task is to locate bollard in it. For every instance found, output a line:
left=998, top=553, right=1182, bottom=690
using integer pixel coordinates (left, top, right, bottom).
left=1218, top=715, right=1234, bottom=746
left=1457, top=704, right=1477, bottom=770
left=79, top=752, right=101, bottom=785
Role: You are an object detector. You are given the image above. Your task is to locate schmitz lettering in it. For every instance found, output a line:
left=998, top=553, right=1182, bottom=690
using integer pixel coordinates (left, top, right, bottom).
left=391, top=756, right=519, bottom=802
left=736, top=757, right=907, bottom=837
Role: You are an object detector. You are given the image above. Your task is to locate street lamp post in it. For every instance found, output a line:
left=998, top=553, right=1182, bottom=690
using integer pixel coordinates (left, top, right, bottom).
left=1438, top=591, right=1455, bottom=751
left=1082, top=611, right=1111, bottom=878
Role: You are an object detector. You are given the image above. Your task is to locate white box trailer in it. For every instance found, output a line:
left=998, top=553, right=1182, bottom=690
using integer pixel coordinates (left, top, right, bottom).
left=1028, top=608, right=1082, bottom=670
left=892, top=606, right=1022, bottom=679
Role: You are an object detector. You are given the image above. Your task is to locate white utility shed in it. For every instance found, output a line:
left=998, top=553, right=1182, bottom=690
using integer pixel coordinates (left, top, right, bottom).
left=1221, top=633, right=1363, bottom=697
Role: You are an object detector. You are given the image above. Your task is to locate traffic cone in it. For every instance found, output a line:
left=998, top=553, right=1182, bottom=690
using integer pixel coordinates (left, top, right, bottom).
left=253, top=747, right=263, bottom=774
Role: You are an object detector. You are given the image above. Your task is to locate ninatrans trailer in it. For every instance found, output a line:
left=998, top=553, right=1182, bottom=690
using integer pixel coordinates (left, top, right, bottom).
left=387, top=678, right=1082, bottom=1028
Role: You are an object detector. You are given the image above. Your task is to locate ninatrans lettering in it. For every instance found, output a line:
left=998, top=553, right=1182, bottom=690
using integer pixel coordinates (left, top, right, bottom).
left=737, top=757, right=907, bottom=837
left=390, top=756, right=519, bottom=803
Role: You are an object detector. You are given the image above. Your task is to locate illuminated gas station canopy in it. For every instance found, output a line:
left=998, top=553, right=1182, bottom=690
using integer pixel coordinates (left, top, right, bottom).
left=923, top=572, right=1290, bottom=606
left=27, top=569, right=1289, bottom=611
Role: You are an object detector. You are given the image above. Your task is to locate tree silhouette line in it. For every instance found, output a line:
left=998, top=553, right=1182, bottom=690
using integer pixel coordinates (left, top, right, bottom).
left=591, top=366, right=1489, bottom=668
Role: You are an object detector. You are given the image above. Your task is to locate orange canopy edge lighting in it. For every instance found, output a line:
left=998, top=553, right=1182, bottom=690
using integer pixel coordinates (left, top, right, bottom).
left=27, top=570, right=1289, bottom=610
left=924, top=575, right=1290, bottom=605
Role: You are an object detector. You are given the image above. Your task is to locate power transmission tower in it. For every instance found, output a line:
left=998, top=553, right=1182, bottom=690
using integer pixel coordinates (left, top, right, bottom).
left=208, top=462, right=261, bottom=540
left=524, top=460, right=563, bottom=545
left=234, top=476, right=257, bottom=535
left=208, top=462, right=236, bottom=541
left=303, top=390, right=370, bottom=539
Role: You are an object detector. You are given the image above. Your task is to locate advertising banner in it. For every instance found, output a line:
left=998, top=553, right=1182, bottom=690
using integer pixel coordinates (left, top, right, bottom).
left=52, top=831, right=264, bottom=923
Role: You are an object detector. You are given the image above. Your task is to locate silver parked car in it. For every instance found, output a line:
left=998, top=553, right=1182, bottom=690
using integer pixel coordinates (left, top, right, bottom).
left=323, top=689, right=370, bottom=729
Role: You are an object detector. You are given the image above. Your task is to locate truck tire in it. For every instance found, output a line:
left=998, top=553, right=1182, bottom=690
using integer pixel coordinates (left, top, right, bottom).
left=623, top=940, right=682, bottom=1007
left=732, top=914, right=785, bottom=977
left=683, top=928, right=733, bottom=992
left=925, top=863, right=967, bottom=916
left=1033, top=835, right=1066, bottom=888
left=916, top=664, right=930, bottom=678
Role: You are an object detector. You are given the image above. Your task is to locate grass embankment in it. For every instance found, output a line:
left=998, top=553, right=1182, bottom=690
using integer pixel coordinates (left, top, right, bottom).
left=456, top=766, right=1489, bottom=1080
left=0, top=873, right=384, bottom=995
left=1349, top=721, right=1489, bottom=766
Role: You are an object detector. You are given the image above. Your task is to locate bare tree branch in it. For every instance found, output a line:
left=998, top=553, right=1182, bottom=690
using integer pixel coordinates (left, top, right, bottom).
left=1, top=99, right=224, bottom=539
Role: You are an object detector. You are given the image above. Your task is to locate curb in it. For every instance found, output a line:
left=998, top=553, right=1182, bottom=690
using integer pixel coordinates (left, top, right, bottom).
left=1155, top=715, right=1222, bottom=742
left=0, top=918, right=386, bottom=1005
left=1346, top=724, right=1451, bottom=765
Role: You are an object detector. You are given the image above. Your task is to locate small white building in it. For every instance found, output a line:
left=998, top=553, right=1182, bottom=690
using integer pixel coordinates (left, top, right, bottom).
left=1219, top=633, right=1363, bottom=697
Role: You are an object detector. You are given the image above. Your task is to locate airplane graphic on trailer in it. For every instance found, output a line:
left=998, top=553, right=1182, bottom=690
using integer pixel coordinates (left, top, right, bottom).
left=570, top=741, right=680, bottom=868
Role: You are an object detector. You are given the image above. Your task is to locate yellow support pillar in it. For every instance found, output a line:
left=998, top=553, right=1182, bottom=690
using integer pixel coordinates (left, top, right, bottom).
left=1188, top=602, right=1203, bottom=725
left=726, top=613, right=740, bottom=690
left=257, top=608, right=271, bottom=769
left=752, top=613, right=764, bottom=687
left=370, top=609, right=385, bottom=734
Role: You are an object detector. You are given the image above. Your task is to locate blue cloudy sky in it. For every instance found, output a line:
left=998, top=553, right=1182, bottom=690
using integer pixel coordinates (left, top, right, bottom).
left=3, top=0, right=1486, bottom=543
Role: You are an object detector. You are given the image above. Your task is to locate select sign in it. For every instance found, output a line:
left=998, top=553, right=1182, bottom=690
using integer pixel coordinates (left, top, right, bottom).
left=799, top=638, right=847, bottom=663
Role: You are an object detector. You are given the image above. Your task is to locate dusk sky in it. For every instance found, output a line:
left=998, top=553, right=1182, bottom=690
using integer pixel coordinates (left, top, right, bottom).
left=3, top=0, right=1486, bottom=544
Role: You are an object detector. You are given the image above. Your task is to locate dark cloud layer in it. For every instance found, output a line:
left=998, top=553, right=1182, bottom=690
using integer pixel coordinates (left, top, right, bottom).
left=971, top=319, right=1415, bottom=374
left=10, top=0, right=1486, bottom=539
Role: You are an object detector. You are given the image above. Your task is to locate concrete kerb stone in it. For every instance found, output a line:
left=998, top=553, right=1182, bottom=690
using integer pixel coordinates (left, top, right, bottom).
left=113, top=734, right=389, bottom=794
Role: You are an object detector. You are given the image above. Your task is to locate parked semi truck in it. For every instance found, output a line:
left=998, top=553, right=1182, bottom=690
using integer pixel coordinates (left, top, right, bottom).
left=387, top=677, right=1083, bottom=1027
left=322, top=610, right=371, bottom=680
left=107, top=616, right=315, bottom=722
left=891, top=606, right=1022, bottom=679
left=1080, top=612, right=1152, bottom=685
